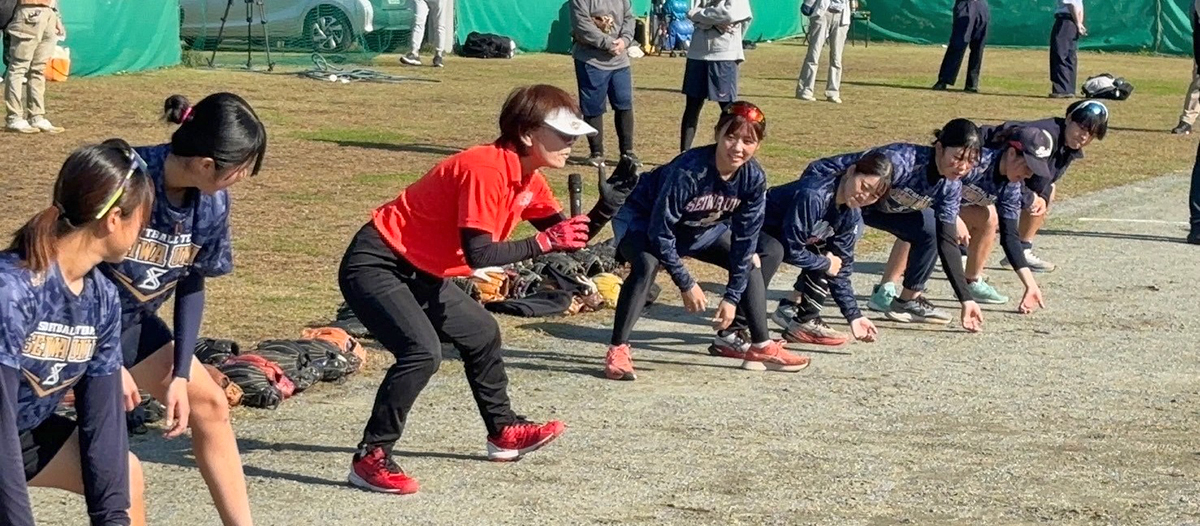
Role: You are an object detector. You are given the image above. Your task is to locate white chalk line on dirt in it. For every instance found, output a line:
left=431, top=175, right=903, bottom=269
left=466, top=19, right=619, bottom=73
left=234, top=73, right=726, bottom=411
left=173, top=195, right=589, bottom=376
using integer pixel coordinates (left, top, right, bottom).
left=1077, top=217, right=1189, bottom=226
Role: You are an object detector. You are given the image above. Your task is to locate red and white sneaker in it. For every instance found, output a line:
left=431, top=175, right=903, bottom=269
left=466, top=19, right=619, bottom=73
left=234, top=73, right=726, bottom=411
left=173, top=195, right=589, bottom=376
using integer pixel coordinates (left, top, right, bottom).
left=487, top=420, right=566, bottom=462
left=348, top=447, right=419, bottom=494
left=741, top=341, right=811, bottom=372
left=708, top=330, right=750, bottom=359
left=605, top=344, right=636, bottom=381
left=783, top=318, right=849, bottom=346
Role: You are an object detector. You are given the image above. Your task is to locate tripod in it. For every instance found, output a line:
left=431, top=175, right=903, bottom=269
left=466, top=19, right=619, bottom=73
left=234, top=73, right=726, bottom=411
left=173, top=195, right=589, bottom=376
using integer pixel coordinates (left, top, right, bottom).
left=208, top=0, right=276, bottom=71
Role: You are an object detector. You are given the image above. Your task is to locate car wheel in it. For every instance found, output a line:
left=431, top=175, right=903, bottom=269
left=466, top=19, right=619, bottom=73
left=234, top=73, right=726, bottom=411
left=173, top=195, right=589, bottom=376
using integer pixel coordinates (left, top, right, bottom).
left=362, top=30, right=408, bottom=53
left=305, top=6, right=354, bottom=53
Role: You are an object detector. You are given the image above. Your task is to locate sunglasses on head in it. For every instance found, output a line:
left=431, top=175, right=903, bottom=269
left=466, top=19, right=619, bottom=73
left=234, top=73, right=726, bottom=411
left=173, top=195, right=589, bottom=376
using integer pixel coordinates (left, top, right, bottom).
left=724, top=101, right=765, bottom=124
left=1070, top=100, right=1109, bottom=121
left=94, top=149, right=148, bottom=220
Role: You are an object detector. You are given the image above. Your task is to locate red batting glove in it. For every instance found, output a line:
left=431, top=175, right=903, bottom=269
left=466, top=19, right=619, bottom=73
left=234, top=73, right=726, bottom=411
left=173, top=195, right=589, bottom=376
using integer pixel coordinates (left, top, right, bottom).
left=535, top=215, right=590, bottom=252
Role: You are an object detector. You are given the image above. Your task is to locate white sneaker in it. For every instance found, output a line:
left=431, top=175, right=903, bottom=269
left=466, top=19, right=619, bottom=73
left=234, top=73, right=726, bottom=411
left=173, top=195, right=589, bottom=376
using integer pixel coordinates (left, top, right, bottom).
left=399, top=53, right=421, bottom=66
left=1002, top=249, right=1057, bottom=273
left=796, top=90, right=816, bottom=102
left=30, top=117, right=63, bottom=134
left=826, top=95, right=842, bottom=104
left=6, top=119, right=38, bottom=134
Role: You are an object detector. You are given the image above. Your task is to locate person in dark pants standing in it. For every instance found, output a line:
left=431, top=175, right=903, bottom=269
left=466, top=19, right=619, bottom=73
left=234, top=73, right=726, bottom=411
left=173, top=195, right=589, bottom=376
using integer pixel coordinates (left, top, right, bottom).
left=1171, top=0, right=1200, bottom=135
left=933, top=0, right=989, bottom=93
left=1189, top=140, right=1200, bottom=244
left=1049, top=0, right=1085, bottom=98
left=570, top=0, right=638, bottom=168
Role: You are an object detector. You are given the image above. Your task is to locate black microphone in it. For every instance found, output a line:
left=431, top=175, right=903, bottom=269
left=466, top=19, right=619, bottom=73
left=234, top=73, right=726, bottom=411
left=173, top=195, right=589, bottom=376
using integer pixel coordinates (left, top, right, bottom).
left=568, top=173, right=583, bottom=217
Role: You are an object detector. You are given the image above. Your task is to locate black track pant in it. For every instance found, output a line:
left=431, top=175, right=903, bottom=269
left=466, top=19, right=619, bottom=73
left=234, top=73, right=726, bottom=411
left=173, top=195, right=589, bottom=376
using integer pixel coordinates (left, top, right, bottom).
left=609, top=228, right=783, bottom=346
left=1049, top=15, right=1079, bottom=95
left=764, top=227, right=831, bottom=323
left=338, top=223, right=517, bottom=454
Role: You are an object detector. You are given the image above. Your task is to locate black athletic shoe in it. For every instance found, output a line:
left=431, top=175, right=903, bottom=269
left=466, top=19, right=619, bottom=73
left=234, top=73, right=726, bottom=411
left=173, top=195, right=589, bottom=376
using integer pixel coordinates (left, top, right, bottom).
left=1172, top=122, right=1192, bottom=135
left=619, top=152, right=641, bottom=168
left=1188, top=232, right=1200, bottom=245
left=964, top=86, right=979, bottom=93
left=932, top=82, right=948, bottom=91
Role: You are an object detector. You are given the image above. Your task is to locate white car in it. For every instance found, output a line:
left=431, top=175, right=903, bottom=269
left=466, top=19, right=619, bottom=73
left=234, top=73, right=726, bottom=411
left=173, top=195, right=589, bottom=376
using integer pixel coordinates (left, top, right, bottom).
left=180, top=0, right=415, bottom=53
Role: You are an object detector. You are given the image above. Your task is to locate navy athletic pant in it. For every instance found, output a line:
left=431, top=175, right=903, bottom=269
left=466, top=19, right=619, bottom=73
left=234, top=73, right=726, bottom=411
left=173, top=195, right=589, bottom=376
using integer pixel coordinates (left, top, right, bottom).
left=1049, top=14, right=1080, bottom=96
left=937, top=0, right=989, bottom=89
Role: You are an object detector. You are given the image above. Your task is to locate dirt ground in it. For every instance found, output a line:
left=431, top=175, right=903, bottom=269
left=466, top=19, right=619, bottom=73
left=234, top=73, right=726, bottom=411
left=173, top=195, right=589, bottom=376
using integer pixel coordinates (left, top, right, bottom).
left=6, top=42, right=1200, bottom=525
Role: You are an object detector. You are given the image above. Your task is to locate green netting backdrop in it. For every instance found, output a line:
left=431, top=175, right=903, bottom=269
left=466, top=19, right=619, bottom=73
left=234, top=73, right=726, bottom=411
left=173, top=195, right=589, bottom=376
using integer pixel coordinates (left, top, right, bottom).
left=454, top=0, right=1195, bottom=56
left=26, top=0, right=1200, bottom=77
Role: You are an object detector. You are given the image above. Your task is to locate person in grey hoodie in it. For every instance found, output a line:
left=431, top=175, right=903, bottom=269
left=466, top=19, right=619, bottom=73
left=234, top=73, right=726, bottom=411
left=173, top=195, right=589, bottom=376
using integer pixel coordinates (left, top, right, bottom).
left=679, top=0, right=752, bottom=152
left=571, top=0, right=639, bottom=168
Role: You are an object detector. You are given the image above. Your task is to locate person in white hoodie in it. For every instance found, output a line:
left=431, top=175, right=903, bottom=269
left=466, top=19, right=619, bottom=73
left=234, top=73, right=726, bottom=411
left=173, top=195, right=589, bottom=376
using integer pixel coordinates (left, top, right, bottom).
left=679, top=0, right=752, bottom=152
left=796, top=0, right=852, bottom=104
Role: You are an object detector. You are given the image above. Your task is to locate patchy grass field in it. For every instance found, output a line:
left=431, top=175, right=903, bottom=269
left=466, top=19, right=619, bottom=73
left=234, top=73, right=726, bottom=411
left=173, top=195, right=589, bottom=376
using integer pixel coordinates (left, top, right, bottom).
left=2, top=42, right=1191, bottom=344
left=8, top=42, right=1200, bottom=525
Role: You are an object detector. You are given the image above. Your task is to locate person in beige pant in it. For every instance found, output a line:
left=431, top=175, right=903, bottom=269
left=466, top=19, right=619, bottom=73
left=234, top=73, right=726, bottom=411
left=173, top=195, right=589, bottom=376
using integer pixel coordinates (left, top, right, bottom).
left=796, top=0, right=852, bottom=103
left=4, top=0, right=63, bottom=134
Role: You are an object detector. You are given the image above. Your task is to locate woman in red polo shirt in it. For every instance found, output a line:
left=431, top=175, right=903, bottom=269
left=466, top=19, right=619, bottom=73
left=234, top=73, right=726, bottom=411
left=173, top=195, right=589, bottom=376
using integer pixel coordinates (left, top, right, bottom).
left=338, top=84, right=597, bottom=495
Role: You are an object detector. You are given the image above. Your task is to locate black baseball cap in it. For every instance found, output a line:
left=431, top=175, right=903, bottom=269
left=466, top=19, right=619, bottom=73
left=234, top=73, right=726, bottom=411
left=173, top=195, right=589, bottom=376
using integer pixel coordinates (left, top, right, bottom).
left=1009, top=126, right=1054, bottom=178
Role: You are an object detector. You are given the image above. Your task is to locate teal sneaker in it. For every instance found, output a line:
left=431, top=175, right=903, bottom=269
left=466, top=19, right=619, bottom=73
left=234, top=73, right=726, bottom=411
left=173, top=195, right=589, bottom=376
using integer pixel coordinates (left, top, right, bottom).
left=967, top=280, right=1009, bottom=304
left=867, top=282, right=899, bottom=312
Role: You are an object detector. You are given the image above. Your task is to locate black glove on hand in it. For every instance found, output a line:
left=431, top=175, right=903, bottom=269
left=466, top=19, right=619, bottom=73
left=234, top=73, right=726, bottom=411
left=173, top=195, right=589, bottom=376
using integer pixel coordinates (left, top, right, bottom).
left=588, top=155, right=643, bottom=238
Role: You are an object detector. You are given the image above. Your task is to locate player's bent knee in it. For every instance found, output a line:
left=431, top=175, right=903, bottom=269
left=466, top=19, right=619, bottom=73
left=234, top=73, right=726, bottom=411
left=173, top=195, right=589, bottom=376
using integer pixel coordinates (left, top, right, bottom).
left=191, top=381, right=232, bottom=426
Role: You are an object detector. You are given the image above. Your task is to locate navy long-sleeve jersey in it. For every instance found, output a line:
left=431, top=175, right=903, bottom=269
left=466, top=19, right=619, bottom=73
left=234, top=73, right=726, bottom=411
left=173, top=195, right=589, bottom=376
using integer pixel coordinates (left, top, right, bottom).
left=0, top=252, right=130, bottom=526
left=961, top=147, right=1030, bottom=270
left=98, top=144, right=234, bottom=379
left=981, top=118, right=1083, bottom=204
left=620, top=145, right=767, bottom=304
left=798, top=142, right=963, bottom=222
left=801, top=142, right=972, bottom=301
left=765, top=173, right=864, bottom=321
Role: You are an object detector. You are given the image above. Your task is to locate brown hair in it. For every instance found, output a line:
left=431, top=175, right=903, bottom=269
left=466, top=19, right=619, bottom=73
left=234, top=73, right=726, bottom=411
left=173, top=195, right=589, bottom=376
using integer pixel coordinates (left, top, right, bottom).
left=497, top=84, right=582, bottom=155
left=714, top=101, right=767, bottom=142
left=10, top=139, right=155, bottom=273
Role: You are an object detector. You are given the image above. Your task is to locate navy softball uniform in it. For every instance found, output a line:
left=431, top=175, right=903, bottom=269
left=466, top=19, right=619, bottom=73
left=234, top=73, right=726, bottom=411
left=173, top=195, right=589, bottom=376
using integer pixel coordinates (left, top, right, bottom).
left=99, top=144, right=234, bottom=379
left=0, top=252, right=130, bottom=526
left=799, top=143, right=970, bottom=300
left=960, top=146, right=1029, bottom=270
left=982, top=118, right=1082, bottom=208
left=617, top=144, right=766, bottom=304
left=764, top=172, right=863, bottom=322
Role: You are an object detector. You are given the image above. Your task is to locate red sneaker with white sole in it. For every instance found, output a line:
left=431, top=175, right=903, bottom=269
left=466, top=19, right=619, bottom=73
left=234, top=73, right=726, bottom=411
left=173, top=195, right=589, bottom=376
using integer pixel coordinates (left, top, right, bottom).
left=741, top=341, right=811, bottom=372
left=487, top=420, right=566, bottom=461
left=347, top=447, right=419, bottom=494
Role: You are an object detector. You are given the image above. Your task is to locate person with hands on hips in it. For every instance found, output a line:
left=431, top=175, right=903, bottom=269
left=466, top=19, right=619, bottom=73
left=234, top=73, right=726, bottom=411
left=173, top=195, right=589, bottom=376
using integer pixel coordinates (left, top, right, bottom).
left=768, top=152, right=895, bottom=347
left=100, top=93, right=265, bottom=526
left=1, top=140, right=156, bottom=526
left=4, top=0, right=67, bottom=133
left=605, top=101, right=811, bottom=381
left=570, top=0, right=639, bottom=168
left=340, top=85, right=611, bottom=495
left=1049, top=0, right=1085, bottom=98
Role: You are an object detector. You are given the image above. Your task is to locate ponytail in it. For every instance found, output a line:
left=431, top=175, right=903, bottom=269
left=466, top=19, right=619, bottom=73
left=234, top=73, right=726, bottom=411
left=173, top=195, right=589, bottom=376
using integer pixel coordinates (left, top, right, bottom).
left=8, top=140, right=155, bottom=274
left=11, top=206, right=69, bottom=274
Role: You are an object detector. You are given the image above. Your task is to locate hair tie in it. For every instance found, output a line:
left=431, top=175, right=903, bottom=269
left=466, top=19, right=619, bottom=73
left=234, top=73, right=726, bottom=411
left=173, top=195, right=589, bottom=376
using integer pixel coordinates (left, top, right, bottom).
left=52, top=202, right=75, bottom=227
left=180, top=106, right=194, bottom=123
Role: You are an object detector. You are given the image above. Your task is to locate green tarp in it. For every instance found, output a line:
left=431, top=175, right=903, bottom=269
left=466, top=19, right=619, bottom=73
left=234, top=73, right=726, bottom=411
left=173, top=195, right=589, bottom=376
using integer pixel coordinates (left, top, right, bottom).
left=456, top=0, right=802, bottom=53
left=861, top=0, right=1193, bottom=54
left=456, top=0, right=1195, bottom=56
left=59, top=0, right=180, bottom=76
